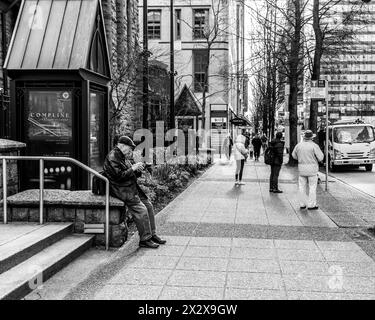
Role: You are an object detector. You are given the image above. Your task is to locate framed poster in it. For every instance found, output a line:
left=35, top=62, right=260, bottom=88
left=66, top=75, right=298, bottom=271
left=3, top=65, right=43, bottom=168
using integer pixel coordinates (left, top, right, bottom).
left=24, top=89, right=74, bottom=189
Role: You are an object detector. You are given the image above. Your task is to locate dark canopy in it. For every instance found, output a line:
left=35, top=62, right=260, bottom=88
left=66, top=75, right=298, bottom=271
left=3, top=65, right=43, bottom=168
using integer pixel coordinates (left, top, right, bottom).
left=175, top=85, right=202, bottom=117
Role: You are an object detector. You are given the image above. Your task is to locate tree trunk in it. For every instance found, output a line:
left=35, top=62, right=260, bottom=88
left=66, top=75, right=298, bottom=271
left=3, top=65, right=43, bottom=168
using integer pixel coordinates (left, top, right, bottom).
left=309, top=0, right=323, bottom=134
left=287, top=0, right=302, bottom=166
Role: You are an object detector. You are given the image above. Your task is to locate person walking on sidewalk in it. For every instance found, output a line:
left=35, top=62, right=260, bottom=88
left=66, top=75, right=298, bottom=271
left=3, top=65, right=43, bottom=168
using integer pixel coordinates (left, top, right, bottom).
left=223, top=134, right=233, bottom=160
left=103, top=136, right=166, bottom=249
left=269, top=132, right=285, bottom=193
left=252, top=134, right=262, bottom=161
left=292, top=130, right=324, bottom=210
left=261, top=133, right=268, bottom=154
left=234, top=134, right=248, bottom=186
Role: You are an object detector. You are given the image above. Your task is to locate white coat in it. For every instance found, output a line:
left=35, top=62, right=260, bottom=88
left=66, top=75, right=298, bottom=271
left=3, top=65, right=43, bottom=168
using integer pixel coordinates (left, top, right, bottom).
left=233, top=135, right=248, bottom=160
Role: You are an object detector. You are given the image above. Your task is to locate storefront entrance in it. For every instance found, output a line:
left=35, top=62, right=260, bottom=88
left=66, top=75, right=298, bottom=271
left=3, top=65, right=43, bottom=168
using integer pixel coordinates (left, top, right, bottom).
left=4, top=0, right=111, bottom=190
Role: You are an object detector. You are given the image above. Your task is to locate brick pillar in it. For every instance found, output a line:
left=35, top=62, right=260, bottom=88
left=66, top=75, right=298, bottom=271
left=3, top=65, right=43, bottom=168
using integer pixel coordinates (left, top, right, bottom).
left=0, top=139, right=26, bottom=201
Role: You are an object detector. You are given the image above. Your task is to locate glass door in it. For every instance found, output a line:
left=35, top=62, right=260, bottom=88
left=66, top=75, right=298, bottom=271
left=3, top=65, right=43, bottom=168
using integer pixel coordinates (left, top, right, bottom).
left=89, top=90, right=105, bottom=173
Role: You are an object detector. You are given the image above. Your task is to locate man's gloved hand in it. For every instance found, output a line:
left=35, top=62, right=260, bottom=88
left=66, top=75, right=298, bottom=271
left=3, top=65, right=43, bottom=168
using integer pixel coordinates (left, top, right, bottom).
left=131, top=162, right=145, bottom=172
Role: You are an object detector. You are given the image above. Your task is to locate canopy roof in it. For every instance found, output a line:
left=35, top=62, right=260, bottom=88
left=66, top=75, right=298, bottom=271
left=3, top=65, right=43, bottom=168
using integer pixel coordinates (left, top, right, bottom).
left=175, top=85, right=202, bottom=117
left=5, top=0, right=110, bottom=77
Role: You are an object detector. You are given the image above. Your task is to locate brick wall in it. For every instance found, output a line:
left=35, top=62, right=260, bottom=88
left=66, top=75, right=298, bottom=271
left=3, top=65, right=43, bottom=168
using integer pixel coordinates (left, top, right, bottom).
left=0, top=8, right=17, bottom=92
left=102, top=0, right=142, bottom=139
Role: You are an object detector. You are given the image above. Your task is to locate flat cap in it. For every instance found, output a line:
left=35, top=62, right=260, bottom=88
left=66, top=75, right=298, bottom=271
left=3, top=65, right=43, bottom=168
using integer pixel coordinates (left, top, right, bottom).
left=118, top=136, right=136, bottom=149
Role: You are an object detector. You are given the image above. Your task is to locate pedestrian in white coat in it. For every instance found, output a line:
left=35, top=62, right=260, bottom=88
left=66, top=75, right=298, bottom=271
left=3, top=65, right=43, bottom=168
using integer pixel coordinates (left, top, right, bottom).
left=292, top=130, right=324, bottom=210
left=233, top=134, right=248, bottom=185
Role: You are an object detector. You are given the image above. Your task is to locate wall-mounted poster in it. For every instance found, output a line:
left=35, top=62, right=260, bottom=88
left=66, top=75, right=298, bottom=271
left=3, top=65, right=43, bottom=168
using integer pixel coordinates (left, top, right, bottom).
left=25, top=90, right=74, bottom=190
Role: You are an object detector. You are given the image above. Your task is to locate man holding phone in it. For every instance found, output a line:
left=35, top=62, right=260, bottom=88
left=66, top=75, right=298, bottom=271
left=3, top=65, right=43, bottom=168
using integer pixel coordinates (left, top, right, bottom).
left=103, top=136, right=166, bottom=249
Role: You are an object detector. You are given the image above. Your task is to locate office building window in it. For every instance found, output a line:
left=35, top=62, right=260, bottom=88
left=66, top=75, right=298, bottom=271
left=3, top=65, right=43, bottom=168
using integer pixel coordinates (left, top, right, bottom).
left=148, top=10, right=161, bottom=39
left=193, top=9, right=209, bottom=39
left=175, top=9, right=181, bottom=40
left=193, top=50, right=208, bottom=92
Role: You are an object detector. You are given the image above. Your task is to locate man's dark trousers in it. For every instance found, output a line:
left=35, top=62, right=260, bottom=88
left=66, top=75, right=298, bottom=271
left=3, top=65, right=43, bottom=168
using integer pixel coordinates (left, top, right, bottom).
left=270, top=165, right=281, bottom=190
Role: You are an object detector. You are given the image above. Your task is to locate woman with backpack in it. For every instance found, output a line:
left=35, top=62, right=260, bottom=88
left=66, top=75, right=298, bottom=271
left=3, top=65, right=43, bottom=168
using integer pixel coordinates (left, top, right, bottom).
left=269, top=132, right=285, bottom=193
left=233, top=134, right=249, bottom=186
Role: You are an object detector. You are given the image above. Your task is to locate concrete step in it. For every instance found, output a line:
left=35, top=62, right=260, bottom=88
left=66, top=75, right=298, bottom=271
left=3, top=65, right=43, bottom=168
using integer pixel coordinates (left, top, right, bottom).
left=0, top=234, right=94, bottom=300
left=0, top=223, right=73, bottom=274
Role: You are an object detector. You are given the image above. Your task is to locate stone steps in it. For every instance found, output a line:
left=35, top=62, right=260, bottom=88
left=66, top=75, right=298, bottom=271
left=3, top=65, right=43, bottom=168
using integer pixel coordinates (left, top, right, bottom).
left=1, top=189, right=127, bottom=247
left=0, top=233, right=94, bottom=300
left=0, top=223, right=73, bottom=274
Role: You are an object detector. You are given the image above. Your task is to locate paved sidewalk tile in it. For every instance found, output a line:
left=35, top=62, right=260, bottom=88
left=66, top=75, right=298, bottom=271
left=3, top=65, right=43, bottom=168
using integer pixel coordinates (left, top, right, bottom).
left=279, top=260, right=330, bottom=275
left=276, top=248, right=326, bottom=261
left=188, top=237, right=232, bottom=247
left=108, top=268, right=172, bottom=286
left=159, top=286, right=224, bottom=300
left=225, top=288, right=287, bottom=300
left=176, top=257, right=228, bottom=271
left=226, top=272, right=284, bottom=290
left=183, top=246, right=231, bottom=258
left=167, top=270, right=227, bottom=288
left=227, top=259, right=280, bottom=274
left=94, top=284, right=163, bottom=300
left=230, top=247, right=276, bottom=260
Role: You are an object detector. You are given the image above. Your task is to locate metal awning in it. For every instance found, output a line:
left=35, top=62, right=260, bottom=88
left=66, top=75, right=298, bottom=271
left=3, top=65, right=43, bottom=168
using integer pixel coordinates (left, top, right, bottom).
left=4, top=0, right=110, bottom=77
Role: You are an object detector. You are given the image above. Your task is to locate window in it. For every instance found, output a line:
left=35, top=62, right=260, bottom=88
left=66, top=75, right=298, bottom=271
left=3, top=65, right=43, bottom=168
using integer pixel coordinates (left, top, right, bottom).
left=148, top=10, right=161, bottom=39
left=193, top=9, right=209, bottom=39
left=90, top=30, right=108, bottom=75
left=193, top=50, right=208, bottom=92
left=175, top=9, right=181, bottom=40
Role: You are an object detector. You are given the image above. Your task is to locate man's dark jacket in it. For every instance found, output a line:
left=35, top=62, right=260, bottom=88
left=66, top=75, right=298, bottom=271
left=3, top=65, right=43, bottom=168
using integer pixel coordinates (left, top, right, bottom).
left=251, top=137, right=262, bottom=149
left=270, top=138, right=285, bottom=166
left=103, top=147, right=145, bottom=205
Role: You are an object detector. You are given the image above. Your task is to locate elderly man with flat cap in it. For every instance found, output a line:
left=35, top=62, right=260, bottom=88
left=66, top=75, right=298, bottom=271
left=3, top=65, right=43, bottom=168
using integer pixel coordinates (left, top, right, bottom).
left=292, top=130, right=324, bottom=210
left=103, top=136, right=166, bottom=249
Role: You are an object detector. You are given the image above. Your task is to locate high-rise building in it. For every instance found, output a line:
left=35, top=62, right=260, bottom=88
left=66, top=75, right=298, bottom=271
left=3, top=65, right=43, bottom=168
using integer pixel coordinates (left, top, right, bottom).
left=319, top=0, right=375, bottom=125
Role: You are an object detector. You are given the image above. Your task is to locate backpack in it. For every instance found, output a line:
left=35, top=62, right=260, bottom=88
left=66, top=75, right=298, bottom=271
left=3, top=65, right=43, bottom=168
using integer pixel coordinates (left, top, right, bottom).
left=92, top=171, right=107, bottom=195
left=264, top=147, right=274, bottom=165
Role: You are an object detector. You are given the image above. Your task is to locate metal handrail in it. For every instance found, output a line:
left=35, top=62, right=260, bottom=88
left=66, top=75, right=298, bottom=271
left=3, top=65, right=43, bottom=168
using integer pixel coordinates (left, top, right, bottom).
left=0, top=156, right=110, bottom=250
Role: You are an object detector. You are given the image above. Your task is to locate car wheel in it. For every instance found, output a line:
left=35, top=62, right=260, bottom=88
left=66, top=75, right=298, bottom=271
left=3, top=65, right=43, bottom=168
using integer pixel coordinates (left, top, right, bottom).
left=365, top=164, right=373, bottom=172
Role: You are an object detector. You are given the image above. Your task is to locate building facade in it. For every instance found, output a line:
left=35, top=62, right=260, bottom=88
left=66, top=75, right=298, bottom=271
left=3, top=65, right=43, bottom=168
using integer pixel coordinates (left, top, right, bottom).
left=138, top=0, right=247, bottom=148
left=0, top=0, right=21, bottom=139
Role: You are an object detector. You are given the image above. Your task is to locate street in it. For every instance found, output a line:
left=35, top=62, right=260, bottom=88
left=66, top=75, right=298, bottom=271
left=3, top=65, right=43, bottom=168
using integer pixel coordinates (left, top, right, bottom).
left=329, top=166, right=375, bottom=199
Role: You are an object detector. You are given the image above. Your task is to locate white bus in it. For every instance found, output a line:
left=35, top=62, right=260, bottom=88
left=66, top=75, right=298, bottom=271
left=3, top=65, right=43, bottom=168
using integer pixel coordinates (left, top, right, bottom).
left=327, top=120, right=375, bottom=172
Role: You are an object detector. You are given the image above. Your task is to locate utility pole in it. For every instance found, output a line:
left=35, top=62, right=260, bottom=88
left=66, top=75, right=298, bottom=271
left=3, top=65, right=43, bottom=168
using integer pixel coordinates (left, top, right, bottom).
left=169, top=0, right=175, bottom=129
left=142, top=0, right=149, bottom=129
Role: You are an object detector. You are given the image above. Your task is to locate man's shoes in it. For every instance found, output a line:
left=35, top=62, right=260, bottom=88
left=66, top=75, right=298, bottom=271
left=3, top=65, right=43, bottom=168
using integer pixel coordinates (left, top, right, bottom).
left=273, top=189, right=283, bottom=193
left=238, top=181, right=245, bottom=185
left=308, top=206, right=319, bottom=210
left=151, top=235, right=167, bottom=245
left=269, top=189, right=275, bottom=193
left=139, top=239, right=159, bottom=249
left=300, top=206, right=307, bottom=209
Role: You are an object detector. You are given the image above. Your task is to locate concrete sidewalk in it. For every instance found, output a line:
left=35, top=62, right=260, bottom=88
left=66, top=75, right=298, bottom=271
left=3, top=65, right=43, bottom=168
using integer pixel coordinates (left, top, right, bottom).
left=26, top=157, right=375, bottom=300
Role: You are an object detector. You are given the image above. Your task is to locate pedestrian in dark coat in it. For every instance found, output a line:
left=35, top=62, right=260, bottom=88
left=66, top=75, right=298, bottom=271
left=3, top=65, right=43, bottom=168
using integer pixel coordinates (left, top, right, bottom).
left=269, top=132, right=285, bottom=193
left=251, top=134, right=262, bottom=161
left=103, top=136, right=166, bottom=249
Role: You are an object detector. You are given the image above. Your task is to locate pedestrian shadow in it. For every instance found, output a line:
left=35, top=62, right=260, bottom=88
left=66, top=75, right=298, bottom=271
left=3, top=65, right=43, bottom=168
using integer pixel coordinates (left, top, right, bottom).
left=226, top=185, right=244, bottom=198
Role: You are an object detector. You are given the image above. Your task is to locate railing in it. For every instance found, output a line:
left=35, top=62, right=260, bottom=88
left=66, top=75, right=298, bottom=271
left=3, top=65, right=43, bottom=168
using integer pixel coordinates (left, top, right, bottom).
left=1, top=156, right=110, bottom=250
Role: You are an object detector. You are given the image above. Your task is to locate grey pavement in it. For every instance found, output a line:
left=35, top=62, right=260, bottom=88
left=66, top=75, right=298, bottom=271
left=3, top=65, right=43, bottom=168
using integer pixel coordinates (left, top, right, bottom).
left=25, top=156, right=375, bottom=300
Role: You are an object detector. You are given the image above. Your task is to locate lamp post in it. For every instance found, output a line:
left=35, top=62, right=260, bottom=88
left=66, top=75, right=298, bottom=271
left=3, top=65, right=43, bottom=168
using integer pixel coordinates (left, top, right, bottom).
left=169, top=0, right=175, bottom=129
left=143, top=0, right=149, bottom=129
